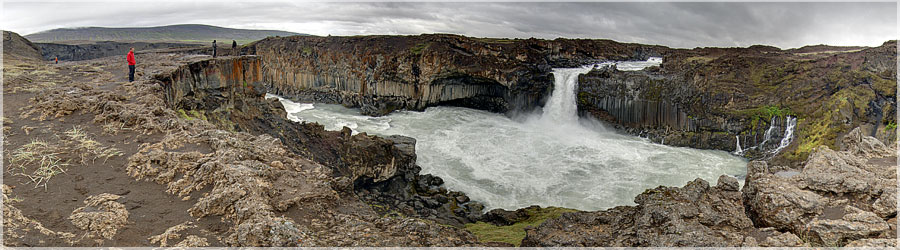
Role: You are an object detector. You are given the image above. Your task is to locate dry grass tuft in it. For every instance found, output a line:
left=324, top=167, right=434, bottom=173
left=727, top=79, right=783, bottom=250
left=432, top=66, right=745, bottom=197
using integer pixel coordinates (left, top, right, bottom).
left=148, top=221, right=196, bottom=247
left=8, top=138, right=70, bottom=190
left=65, top=126, right=123, bottom=164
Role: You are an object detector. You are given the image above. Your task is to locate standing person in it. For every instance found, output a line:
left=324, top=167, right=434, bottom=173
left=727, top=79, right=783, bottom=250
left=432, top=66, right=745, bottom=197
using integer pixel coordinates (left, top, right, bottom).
left=126, top=48, right=136, bottom=82
left=55, top=56, right=58, bottom=64
left=212, top=40, right=217, bottom=58
left=232, top=40, right=237, bottom=56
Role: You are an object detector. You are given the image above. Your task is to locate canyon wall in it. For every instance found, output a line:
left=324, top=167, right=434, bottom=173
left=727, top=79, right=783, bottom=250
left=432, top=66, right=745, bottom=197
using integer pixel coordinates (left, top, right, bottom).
left=36, top=41, right=202, bottom=61
left=577, top=42, right=897, bottom=163
left=247, top=34, right=668, bottom=116
left=156, top=56, right=485, bottom=226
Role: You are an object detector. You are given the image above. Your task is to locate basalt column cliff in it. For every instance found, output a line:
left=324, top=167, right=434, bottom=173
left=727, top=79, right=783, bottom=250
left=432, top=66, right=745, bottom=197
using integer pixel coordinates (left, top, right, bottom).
left=245, top=34, right=667, bottom=116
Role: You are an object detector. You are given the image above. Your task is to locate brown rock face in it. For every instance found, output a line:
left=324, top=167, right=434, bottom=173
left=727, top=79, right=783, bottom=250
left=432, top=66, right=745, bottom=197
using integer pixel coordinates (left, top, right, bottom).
left=157, top=56, right=485, bottom=228
left=520, top=177, right=754, bottom=247
left=742, top=127, right=897, bottom=246
left=576, top=41, right=897, bottom=163
left=246, top=34, right=668, bottom=115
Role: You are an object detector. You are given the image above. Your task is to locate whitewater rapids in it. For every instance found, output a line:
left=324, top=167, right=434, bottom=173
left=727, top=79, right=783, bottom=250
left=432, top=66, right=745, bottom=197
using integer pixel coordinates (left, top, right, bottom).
left=266, top=58, right=747, bottom=211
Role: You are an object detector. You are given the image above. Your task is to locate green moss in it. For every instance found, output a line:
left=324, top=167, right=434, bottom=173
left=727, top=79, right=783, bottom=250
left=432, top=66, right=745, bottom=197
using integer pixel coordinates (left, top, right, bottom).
left=473, top=37, right=517, bottom=44
left=188, top=110, right=208, bottom=121
left=301, top=47, right=312, bottom=55
left=872, top=74, right=896, bottom=98
left=464, top=207, right=578, bottom=246
left=885, top=121, right=896, bottom=132
left=177, top=109, right=208, bottom=121
left=177, top=109, right=192, bottom=120
left=731, top=105, right=794, bottom=128
left=577, top=92, right=592, bottom=106
left=787, top=86, right=874, bottom=161
left=410, top=42, right=431, bottom=55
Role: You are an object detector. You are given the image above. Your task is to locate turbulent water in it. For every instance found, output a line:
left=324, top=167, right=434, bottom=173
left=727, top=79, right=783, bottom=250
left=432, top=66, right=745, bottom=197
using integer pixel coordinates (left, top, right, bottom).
left=267, top=58, right=747, bottom=211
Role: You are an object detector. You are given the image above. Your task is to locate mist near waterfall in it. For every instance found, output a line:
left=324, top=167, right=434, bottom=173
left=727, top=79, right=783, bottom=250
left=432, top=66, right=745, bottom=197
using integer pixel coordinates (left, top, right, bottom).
left=266, top=58, right=747, bottom=211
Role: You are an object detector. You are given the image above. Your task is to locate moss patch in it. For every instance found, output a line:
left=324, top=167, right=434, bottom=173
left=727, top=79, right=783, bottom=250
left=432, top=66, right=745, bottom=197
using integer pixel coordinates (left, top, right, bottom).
left=464, top=206, right=578, bottom=246
left=409, top=42, right=431, bottom=55
left=177, top=109, right=208, bottom=121
left=730, top=105, right=795, bottom=131
left=786, top=85, right=875, bottom=161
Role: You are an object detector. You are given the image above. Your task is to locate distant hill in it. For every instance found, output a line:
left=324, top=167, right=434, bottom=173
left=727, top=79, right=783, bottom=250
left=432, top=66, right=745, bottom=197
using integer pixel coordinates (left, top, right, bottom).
left=3, top=31, right=43, bottom=61
left=25, top=24, right=303, bottom=44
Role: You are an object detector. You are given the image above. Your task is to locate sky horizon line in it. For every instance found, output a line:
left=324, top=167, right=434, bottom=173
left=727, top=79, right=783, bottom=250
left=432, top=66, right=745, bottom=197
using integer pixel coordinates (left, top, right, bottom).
left=4, top=2, right=896, bottom=49
left=15, top=23, right=896, bottom=50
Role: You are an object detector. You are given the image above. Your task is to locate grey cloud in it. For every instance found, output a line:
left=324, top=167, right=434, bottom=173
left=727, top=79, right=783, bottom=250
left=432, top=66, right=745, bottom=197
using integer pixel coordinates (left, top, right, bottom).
left=3, top=2, right=895, bottom=48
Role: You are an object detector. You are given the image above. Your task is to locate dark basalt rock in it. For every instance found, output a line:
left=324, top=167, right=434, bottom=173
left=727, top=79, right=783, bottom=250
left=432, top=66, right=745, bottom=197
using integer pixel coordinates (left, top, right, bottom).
left=576, top=41, right=897, bottom=163
left=36, top=41, right=202, bottom=61
left=521, top=176, right=754, bottom=247
left=159, top=56, right=483, bottom=227
left=246, top=34, right=669, bottom=116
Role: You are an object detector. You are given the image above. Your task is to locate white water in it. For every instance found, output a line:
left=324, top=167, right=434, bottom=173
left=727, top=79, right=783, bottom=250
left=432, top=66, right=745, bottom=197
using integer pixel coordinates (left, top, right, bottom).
left=734, top=135, right=743, bottom=155
left=761, top=116, right=777, bottom=146
left=266, top=58, right=747, bottom=211
left=774, top=116, right=797, bottom=153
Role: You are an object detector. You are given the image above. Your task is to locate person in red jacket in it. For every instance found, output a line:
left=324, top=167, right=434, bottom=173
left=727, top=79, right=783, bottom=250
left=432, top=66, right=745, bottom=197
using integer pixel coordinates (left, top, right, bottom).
left=126, top=48, right=136, bottom=82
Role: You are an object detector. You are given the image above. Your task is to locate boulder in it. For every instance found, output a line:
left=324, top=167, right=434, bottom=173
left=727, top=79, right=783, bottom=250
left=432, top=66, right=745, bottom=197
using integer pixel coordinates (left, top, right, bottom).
left=521, top=177, right=753, bottom=247
left=807, top=206, right=891, bottom=246
left=742, top=127, right=897, bottom=246
left=844, top=238, right=898, bottom=247
left=759, top=232, right=805, bottom=247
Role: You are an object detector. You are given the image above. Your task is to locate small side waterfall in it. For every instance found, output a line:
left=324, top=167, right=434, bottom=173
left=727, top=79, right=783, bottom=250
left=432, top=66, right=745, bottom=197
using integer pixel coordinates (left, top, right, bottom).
left=761, top=116, right=777, bottom=145
left=773, top=116, right=797, bottom=153
left=733, top=135, right=743, bottom=155
left=268, top=57, right=749, bottom=211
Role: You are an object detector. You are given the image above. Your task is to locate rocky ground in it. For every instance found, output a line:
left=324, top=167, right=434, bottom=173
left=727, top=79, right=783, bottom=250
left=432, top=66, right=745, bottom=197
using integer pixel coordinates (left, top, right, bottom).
left=3, top=30, right=898, bottom=247
left=3, top=31, right=479, bottom=247
left=521, top=127, right=897, bottom=247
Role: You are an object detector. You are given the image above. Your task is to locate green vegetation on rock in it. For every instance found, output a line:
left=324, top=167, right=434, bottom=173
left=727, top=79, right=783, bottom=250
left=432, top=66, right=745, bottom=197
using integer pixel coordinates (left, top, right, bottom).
left=177, top=109, right=208, bottom=121
left=464, top=207, right=578, bottom=246
left=885, top=121, right=896, bottom=132
left=410, top=42, right=430, bottom=55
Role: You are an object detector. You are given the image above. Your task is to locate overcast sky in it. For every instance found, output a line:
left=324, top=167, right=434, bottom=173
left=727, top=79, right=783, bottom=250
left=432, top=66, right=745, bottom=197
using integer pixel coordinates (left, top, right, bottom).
left=2, top=1, right=896, bottom=49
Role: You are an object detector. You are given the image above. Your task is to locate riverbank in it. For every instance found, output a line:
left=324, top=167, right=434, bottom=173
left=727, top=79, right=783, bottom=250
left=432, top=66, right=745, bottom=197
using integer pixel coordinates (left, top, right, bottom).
left=3, top=31, right=897, bottom=247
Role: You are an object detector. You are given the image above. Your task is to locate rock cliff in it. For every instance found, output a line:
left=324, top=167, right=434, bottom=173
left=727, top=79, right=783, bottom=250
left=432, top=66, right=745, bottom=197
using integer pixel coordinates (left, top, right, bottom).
left=577, top=41, right=897, bottom=163
left=155, top=56, right=484, bottom=226
left=521, top=127, right=896, bottom=247
left=246, top=34, right=668, bottom=116
left=35, top=41, right=202, bottom=61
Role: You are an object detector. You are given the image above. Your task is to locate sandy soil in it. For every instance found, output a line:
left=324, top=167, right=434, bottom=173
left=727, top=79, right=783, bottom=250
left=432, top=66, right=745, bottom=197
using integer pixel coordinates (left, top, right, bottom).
left=2, top=53, right=227, bottom=246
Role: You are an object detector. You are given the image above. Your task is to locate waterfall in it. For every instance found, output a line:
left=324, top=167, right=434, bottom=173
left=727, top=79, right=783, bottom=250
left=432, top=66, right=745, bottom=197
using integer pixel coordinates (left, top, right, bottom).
left=760, top=116, right=777, bottom=146
left=733, top=135, right=743, bottom=155
left=541, top=57, right=662, bottom=124
left=774, top=116, right=797, bottom=153
left=267, top=58, right=751, bottom=212
left=541, top=66, right=597, bottom=124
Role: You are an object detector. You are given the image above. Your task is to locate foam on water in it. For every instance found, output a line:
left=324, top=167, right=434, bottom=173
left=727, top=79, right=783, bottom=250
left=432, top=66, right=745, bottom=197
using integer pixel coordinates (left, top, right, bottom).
left=267, top=57, right=747, bottom=211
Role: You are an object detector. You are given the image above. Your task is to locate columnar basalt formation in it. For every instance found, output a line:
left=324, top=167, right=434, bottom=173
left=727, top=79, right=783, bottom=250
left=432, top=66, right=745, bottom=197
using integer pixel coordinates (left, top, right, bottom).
left=246, top=34, right=668, bottom=116
left=576, top=41, right=897, bottom=162
left=156, top=56, right=485, bottom=226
